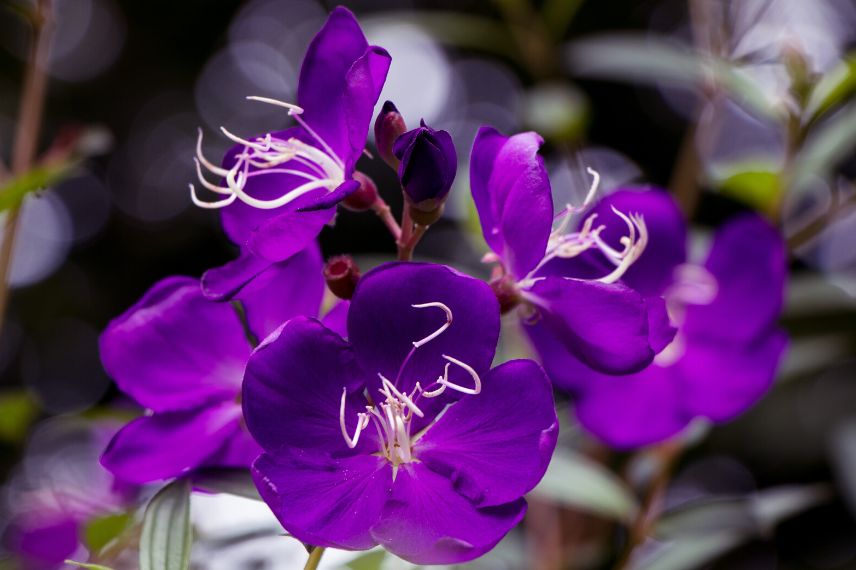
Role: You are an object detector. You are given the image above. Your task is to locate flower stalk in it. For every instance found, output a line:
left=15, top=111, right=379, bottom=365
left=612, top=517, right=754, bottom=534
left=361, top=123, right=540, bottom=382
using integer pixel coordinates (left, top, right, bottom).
left=0, top=0, right=54, bottom=331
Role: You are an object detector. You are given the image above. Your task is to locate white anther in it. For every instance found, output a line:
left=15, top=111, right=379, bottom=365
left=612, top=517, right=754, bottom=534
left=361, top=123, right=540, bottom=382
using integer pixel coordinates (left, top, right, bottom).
left=581, top=167, right=600, bottom=209
left=189, top=184, right=237, bottom=209
left=246, top=96, right=304, bottom=115
left=219, top=127, right=272, bottom=151
left=410, top=302, right=453, bottom=348
left=421, top=355, right=482, bottom=398
left=339, top=387, right=370, bottom=449
left=195, top=129, right=230, bottom=177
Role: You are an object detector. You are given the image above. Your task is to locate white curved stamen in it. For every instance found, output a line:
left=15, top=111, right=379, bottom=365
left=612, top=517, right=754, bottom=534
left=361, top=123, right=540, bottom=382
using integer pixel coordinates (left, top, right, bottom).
left=410, top=302, right=453, bottom=348
left=338, top=303, right=484, bottom=469
left=340, top=388, right=370, bottom=449
left=420, top=355, right=483, bottom=397
left=190, top=96, right=346, bottom=210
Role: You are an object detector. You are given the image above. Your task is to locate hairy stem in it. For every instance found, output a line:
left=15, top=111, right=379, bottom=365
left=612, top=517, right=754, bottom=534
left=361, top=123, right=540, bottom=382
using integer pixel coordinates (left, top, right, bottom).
left=0, top=0, right=54, bottom=330
left=397, top=205, right=414, bottom=261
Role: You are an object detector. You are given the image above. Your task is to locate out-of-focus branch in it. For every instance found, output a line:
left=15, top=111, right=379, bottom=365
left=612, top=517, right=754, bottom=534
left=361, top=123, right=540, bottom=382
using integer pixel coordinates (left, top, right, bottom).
left=0, top=0, right=54, bottom=330
left=787, top=181, right=856, bottom=250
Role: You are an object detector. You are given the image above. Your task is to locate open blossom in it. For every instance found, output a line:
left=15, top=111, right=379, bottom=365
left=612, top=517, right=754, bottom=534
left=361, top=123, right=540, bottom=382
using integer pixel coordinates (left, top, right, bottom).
left=470, top=126, right=675, bottom=374
left=100, top=246, right=343, bottom=483
left=3, top=420, right=138, bottom=569
left=529, top=188, right=787, bottom=448
left=193, top=7, right=390, bottom=298
left=243, top=263, right=557, bottom=564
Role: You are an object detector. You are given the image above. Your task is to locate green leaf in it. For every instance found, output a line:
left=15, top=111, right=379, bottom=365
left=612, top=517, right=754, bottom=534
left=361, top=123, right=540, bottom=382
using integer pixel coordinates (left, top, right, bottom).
left=806, top=54, right=856, bottom=121
left=792, top=101, right=856, bottom=192
left=522, top=82, right=589, bottom=143
left=712, top=166, right=782, bottom=216
left=84, top=512, right=133, bottom=555
left=346, top=549, right=387, bottom=570
left=565, top=35, right=779, bottom=120
left=65, top=561, right=116, bottom=570
left=531, top=450, right=639, bottom=523
left=139, top=479, right=192, bottom=570
left=0, top=390, right=38, bottom=444
left=0, top=159, right=78, bottom=212
left=191, top=468, right=261, bottom=501
left=641, top=484, right=832, bottom=569
left=630, top=531, right=747, bottom=570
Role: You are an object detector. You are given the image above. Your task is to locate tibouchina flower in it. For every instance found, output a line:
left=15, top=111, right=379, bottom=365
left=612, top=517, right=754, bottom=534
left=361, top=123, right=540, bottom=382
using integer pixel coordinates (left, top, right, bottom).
left=470, top=126, right=674, bottom=374
left=243, top=263, right=558, bottom=564
left=529, top=188, right=788, bottom=449
left=3, top=420, right=138, bottom=569
left=193, top=7, right=390, bottom=298
left=100, top=246, right=344, bottom=483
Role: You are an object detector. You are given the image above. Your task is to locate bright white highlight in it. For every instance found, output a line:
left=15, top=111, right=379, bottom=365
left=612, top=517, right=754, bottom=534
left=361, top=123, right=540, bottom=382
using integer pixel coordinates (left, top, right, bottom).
left=338, top=303, right=483, bottom=470
left=190, top=96, right=346, bottom=210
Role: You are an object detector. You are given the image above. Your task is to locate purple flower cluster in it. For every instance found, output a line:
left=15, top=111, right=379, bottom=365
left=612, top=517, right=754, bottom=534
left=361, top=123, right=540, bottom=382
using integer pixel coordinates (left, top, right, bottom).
left=95, top=5, right=788, bottom=566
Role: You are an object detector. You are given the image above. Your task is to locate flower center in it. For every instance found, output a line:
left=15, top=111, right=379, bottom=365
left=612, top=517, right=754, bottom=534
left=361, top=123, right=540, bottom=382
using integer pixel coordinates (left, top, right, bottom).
left=190, top=96, right=346, bottom=210
left=517, top=168, right=649, bottom=287
left=338, top=303, right=482, bottom=471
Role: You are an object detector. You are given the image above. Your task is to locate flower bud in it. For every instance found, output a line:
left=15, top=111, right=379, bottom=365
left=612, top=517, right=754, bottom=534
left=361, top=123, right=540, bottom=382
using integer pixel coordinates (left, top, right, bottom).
left=324, top=255, right=360, bottom=300
left=341, top=171, right=379, bottom=212
left=374, top=101, right=407, bottom=169
left=393, top=121, right=457, bottom=217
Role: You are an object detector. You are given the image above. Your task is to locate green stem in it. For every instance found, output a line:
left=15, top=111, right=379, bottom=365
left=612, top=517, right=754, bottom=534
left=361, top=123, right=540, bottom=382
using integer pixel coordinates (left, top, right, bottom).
left=303, top=546, right=326, bottom=570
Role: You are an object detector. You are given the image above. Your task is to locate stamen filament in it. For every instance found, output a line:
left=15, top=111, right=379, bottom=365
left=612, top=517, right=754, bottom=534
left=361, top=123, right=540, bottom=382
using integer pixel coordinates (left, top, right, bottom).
left=410, top=302, right=453, bottom=348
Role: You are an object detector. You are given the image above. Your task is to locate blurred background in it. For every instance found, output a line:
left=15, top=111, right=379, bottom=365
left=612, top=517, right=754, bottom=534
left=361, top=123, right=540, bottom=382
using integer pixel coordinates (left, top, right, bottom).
left=1, top=0, right=856, bottom=568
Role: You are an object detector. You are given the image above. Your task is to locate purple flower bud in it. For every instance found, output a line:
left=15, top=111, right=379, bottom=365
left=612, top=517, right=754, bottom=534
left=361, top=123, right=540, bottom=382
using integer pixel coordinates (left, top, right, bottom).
left=393, top=120, right=457, bottom=214
left=374, top=101, right=407, bottom=169
left=342, top=171, right=379, bottom=212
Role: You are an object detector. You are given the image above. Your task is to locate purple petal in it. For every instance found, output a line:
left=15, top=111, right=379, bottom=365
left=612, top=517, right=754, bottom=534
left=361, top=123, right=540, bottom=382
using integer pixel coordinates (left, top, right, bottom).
left=252, top=451, right=391, bottom=550
left=101, top=402, right=243, bottom=483
left=202, top=250, right=272, bottom=301
left=242, top=317, right=371, bottom=456
left=470, top=127, right=553, bottom=278
left=370, top=462, right=527, bottom=565
left=297, top=180, right=360, bottom=212
left=203, top=429, right=262, bottom=469
left=583, top=187, right=687, bottom=296
left=416, top=360, right=558, bottom=507
left=683, top=214, right=786, bottom=342
left=646, top=296, right=678, bottom=353
left=100, top=277, right=249, bottom=412
left=524, top=277, right=653, bottom=374
left=7, top=513, right=80, bottom=566
left=678, top=331, right=787, bottom=422
left=248, top=206, right=334, bottom=262
left=348, top=263, right=500, bottom=412
left=321, top=301, right=350, bottom=339
left=575, top=365, right=689, bottom=450
left=237, top=244, right=325, bottom=341
left=298, top=7, right=390, bottom=168
left=524, top=319, right=597, bottom=394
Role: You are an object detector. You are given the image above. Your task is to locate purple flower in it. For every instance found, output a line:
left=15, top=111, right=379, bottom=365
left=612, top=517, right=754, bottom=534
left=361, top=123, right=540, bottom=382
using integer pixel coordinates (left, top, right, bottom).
left=393, top=121, right=457, bottom=212
left=242, top=263, right=557, bottom=564
left=100, top=246, right=343, bottom=483
left=192, top=7, right=390, bottom=298
left=529, top=188, right=788, bottom=449
left=3, top=420, right=138, bottom=569
left=470, top=126, right=673, bottom=374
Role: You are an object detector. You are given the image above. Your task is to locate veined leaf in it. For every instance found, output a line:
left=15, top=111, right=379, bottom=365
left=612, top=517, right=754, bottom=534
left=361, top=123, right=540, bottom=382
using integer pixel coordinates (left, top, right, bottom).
left=65, top=561, right=116, bottom=570
left=792, top=102, right=856, bottom=192
left=139, top=479, right=192, bottom=570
